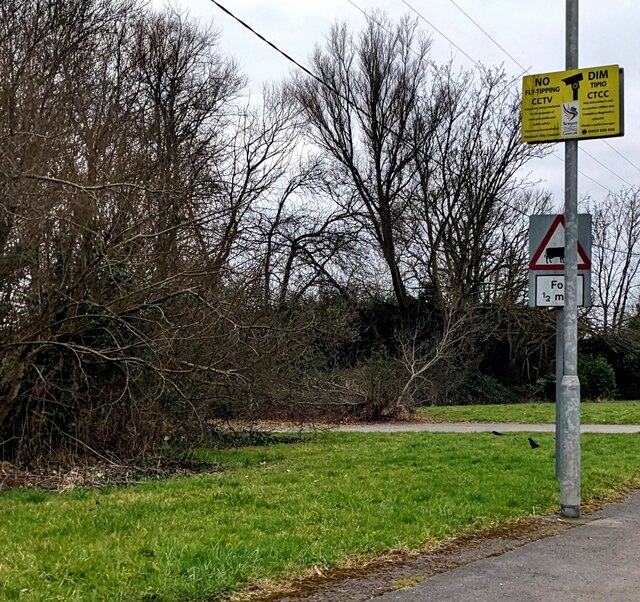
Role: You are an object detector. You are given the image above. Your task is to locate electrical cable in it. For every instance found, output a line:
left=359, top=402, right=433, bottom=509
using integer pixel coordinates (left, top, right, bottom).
left=443, top=0, right=528, bottom=73
left=363, top=0, right=482, bottom=69
left=354, top=0, right=632, bottom=200
left=208, top=0, right=639, bottom=258
left=406, top=0, right=637, bottom=189
left=602, top=140, right=640, bottom=175
left=550, top=151, right=610, bottom=192
left=580, top=147, right=634, bottom=187
left=209, top=0, right=415, bottom=149
left=347, top=0, right=529, bottom=106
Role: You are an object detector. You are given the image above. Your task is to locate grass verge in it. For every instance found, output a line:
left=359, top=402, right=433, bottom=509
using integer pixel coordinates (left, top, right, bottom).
left=1, top=432, right=639, bottom=601
left=417, top=401, right=640, bottom=424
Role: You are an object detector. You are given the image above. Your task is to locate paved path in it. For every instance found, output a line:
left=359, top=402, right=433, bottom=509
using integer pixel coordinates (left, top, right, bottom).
left=377, top=491, right=640, bottom=602
left=330, top=422, right=640, bottom=433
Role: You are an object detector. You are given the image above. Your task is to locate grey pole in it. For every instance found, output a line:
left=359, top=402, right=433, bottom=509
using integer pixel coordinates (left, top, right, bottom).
left=560, top=0, right=581, bottom=518
left=555, top=308, right=564, bottom=481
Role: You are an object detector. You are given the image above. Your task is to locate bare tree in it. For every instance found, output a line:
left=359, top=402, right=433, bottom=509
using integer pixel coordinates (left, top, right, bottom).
left=410, top=66, right=549, bottom=310
left=0, top=0, right=264, bottom=460
left=290, top=14, right=552, bottom=408
left=589, top=187, right=640, bottom=331
left=290, top=13, right=437, bottom=331
left=0, top=0, right=146, bottom=457
left=0, top=0, right=365, bottom=458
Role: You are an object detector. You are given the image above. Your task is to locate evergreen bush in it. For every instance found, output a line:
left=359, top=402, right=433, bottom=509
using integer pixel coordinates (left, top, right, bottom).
left=578, top=355, right=617, bottom=400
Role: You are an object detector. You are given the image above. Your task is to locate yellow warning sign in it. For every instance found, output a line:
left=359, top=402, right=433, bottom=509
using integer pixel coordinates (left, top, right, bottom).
left=521, top=64, right=624, bottom=143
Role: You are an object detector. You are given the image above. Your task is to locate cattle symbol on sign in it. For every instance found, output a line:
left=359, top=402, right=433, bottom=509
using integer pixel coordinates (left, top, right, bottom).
left=529, top=214, right=591, bottom=271
left=545, top=247, right=564, bottom=264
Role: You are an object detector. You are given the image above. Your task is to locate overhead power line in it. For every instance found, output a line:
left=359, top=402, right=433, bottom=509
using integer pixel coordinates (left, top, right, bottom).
left=396, top=0, right=481, bottom=68
left=602, top=140, right=640, bottom=175
left=208, top=0, right=640, bottom=258
left=394, top=0, right=636, bottom=191
left=443, top=0, right=528, bottom=73
left=581, top=148, right=634, bottom=187
left=211, top=0, right=436, bottom=154
left=347, top=0, right=528, bottom=106
left=550, top=152, right=610, bottom=193
left=209, top=0, right=330, bottom=92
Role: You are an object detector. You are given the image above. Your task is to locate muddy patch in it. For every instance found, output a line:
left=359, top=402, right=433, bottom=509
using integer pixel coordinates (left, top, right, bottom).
left=238, top=515, right=585, bottom=602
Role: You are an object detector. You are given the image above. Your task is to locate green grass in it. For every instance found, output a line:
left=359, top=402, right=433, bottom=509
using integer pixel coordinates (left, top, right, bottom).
left=1, top=432, right=640, bottom=601
left=417, top=401, right=640, bottom=424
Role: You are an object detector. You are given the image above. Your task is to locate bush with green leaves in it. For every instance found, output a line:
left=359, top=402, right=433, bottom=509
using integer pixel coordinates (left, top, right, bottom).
left=578, top=355, right=617, bottom=400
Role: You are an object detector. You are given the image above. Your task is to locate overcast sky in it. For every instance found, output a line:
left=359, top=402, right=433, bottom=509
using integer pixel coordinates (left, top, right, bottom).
left=151, top=0, right=640, bottom=205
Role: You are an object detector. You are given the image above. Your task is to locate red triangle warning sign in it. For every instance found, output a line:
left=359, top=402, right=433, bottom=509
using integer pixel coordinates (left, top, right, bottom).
left=529, top=214, right=591, bottom=270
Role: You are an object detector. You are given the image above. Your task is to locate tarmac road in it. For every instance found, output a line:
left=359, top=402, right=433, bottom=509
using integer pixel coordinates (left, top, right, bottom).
left=376, top=491, right=640, bottom=602
left=331, top=422, right=640, bottom=433
left=274, top=422, right=640, bottom=601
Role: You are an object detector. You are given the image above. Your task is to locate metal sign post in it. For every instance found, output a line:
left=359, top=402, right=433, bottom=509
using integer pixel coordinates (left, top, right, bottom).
left=560, top=0, right=581, bottom=519
left=528, top=213, right=591, bottom=494
left=556, top=309, right=564, bottom=481
left=523, top=1, right=624, bottom=519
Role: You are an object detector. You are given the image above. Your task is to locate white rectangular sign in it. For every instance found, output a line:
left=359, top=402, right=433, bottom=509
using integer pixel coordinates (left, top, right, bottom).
left=535, top=274, right=585, bottom=307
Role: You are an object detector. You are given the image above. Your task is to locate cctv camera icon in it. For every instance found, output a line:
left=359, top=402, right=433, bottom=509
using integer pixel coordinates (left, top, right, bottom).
left=562, top=72, right=584, bottom=101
